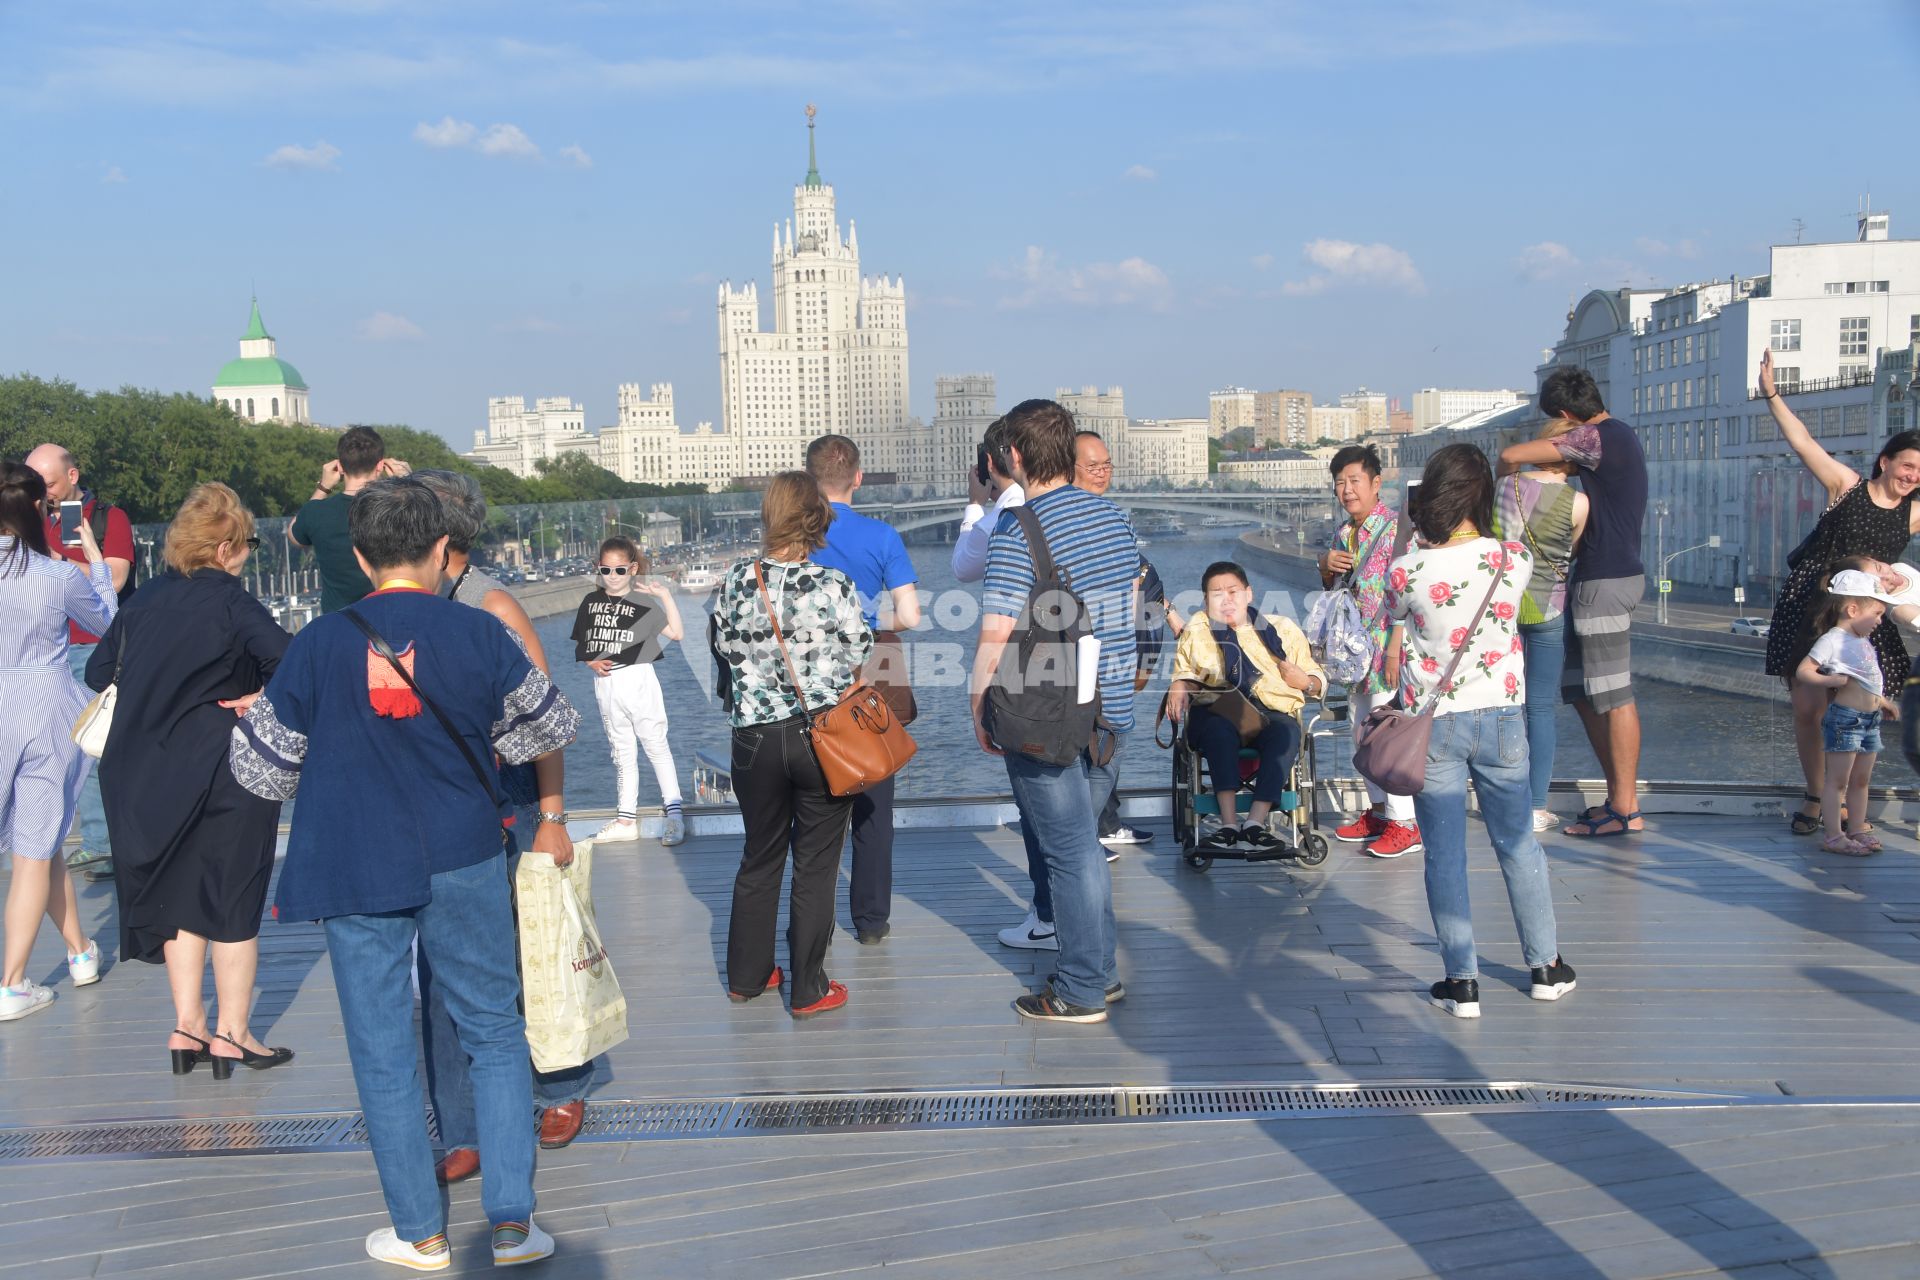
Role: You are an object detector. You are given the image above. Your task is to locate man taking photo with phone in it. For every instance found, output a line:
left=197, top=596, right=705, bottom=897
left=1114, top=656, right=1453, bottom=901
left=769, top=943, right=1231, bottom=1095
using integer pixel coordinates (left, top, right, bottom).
left=26, top=443, right=135, bottom=881
left=290, top=426, right=410, bottom=614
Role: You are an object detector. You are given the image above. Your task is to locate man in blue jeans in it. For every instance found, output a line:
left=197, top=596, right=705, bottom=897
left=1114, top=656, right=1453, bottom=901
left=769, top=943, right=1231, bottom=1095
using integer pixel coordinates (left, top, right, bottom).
left=973, top=399, right=1139, bottom=1023
left=231, top=478, right=580, bottom=1272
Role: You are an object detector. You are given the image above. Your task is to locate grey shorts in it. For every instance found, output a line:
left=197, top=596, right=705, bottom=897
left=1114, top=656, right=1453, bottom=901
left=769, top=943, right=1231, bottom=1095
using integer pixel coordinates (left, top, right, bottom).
left=1561, top=574, right=1643, bottom=713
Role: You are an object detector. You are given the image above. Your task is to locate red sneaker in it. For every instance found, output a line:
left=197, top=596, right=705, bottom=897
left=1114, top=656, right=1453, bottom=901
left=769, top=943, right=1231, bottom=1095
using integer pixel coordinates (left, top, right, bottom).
left=1366, top=821, right=1423, bottom=859
left=1334, top=812, right=1388, bottom=843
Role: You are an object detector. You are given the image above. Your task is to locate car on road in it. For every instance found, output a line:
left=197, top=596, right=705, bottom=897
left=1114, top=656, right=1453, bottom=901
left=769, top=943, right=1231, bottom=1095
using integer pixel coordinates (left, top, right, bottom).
left=1729, top=617, right=1771, bottom=637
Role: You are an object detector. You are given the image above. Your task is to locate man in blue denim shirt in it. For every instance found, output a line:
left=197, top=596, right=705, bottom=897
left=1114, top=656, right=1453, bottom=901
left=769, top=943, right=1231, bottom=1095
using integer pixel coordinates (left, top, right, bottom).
left=232, top=478, right=579, bottom=1271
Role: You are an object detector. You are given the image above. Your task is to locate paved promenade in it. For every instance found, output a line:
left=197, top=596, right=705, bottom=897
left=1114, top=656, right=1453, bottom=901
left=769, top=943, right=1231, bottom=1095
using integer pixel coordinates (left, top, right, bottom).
left=3, top=809, right=1918, bottom=1277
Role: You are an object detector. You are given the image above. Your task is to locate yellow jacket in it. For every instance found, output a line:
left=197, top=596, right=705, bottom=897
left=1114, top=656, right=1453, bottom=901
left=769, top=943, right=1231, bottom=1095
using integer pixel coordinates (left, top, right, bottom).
left=1172, top=613, right=1325, bottom=718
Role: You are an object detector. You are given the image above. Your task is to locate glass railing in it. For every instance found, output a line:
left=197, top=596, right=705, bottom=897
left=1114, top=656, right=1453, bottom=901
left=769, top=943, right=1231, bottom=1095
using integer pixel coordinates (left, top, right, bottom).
left=132, top=463, right=1920, bottom=804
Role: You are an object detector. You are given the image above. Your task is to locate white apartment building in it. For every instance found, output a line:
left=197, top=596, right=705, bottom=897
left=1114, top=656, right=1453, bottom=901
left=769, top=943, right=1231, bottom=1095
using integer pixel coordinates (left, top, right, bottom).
left=1216, top=451, right=1326, bottom=490
left=1340, top=388, right=1389, bottom=436
left=716, top=108, right=915, bottom=481
left=1411, top=386, right=1527, bottom=432
left=466, top=395, right=595, bottom=478
left=1311, top=403, right=1359, bottom=442
left=1057, top=385, right=1128, bottom=442
left=935, top=374, right=998, bottom=493
left=1209, top=386, right=1257, bottom=437
left=1525, top=209, right=1920, bottom=590
left=596, top=383, right=739, bottom=490
left=1121, top=417, right=1210, bottom=488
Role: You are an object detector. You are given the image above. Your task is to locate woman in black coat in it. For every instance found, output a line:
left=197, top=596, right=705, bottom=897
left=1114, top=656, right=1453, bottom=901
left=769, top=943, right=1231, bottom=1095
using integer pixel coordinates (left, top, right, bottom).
left=87, top=484, right=293, bottom=1077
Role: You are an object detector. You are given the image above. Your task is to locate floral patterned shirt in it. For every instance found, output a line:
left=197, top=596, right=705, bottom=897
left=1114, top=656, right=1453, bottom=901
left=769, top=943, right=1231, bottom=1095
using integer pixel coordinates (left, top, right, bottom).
left=1333, top=501, right=1400, bottom=695
left=1385, top=537, right=1534, bottom=715
left=711, top=557, right=873, bottom=729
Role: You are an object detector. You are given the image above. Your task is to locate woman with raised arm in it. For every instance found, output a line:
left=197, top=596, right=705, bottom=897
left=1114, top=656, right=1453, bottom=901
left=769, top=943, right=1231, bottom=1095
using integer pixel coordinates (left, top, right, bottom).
left=1757, top=348, right=1920, bottom=835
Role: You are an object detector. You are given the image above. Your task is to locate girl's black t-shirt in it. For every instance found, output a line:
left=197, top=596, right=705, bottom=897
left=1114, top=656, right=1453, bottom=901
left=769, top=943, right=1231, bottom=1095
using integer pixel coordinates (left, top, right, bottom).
left=571, top=590, right=668, bottom=665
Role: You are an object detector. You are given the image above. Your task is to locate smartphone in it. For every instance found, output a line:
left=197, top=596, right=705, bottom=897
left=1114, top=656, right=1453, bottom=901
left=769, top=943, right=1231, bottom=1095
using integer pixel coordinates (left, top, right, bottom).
left=59, top=500, right=84, bottom=546
left=976, top=446, right=992, bottom=488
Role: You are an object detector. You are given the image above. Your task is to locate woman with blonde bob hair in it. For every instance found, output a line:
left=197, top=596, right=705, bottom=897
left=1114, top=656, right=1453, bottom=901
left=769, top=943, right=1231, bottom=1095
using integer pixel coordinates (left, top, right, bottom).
left=85, top=482, right=296, bottom=1077
left=709, top=471, right=871, bottom=1018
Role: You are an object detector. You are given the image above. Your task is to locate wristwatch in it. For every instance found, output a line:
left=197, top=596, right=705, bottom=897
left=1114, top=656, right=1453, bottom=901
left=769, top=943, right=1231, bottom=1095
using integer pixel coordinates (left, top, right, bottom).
left=537, top=811, right=569, bottom=826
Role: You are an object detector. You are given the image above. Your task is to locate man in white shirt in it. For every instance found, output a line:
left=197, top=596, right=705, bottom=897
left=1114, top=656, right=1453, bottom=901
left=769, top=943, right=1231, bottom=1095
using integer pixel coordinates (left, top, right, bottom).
left=952, top=420, right=1023, bottom=584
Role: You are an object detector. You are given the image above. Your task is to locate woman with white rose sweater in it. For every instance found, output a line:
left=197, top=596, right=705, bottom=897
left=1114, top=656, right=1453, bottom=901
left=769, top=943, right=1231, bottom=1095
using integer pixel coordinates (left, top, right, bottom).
left=1383, top=443, right=1575, bottom=1020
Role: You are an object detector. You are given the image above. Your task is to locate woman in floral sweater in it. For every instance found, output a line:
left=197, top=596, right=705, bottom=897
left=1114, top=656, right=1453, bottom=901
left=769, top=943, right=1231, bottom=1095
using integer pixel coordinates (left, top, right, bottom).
left=1383, top=443, right=1574, bottom=1021
left=711, top=472, right=872, bottom=1019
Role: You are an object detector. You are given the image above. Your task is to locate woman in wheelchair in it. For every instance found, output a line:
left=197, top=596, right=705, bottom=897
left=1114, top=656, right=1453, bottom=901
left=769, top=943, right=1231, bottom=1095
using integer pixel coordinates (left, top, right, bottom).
left=1167, top=561, right=1327, bottom=853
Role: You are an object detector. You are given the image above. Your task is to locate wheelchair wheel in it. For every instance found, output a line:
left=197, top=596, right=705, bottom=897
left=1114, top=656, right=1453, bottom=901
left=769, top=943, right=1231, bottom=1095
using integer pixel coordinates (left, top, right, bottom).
left=1298, top=833, right=1329, bottom=867
left=1184, top=853, right=1213, bottom=872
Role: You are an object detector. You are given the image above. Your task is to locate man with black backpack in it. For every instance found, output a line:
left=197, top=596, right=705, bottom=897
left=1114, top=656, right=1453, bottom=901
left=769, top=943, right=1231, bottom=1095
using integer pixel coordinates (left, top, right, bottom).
left=27, top=443, right=136, bottom=881
left=973, top=399, right=1139, bottom=1024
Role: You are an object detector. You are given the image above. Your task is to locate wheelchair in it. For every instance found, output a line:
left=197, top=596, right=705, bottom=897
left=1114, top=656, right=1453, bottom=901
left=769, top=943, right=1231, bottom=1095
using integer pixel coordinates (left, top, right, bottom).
left=1165, top=691, right=1348, bottom=872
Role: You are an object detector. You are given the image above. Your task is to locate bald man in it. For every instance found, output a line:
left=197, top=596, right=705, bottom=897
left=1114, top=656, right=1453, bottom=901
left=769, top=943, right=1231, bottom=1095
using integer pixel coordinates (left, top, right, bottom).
left=25, top=443, right=136, bottom=876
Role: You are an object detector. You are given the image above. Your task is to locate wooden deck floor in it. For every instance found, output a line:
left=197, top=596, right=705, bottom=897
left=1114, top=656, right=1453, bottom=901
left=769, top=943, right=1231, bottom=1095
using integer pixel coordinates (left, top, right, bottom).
left=3, top=809, right=1918, bottom=1277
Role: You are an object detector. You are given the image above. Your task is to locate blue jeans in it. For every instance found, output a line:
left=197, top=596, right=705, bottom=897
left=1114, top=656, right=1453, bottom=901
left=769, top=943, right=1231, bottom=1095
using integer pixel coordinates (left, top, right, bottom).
left=1519, top=615, right=1567, bottom=810
left=1187, top=703, right=1301, bottom=806
left=325, top=852, right=535, bottom=1236
left=420, top=849, right=607, bottom=1154
left=1410, top=706, right=1559, bottom=981
left=1003, top=734, right=1122, bottom=1007
left=1014, top=733, right=1123, bottom=927
left=66, top=643, right=109, bottom=854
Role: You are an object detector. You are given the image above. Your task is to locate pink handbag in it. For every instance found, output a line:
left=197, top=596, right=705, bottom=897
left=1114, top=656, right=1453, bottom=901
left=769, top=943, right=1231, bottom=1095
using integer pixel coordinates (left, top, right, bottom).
left=1350, top=569, right=1503, bottom=796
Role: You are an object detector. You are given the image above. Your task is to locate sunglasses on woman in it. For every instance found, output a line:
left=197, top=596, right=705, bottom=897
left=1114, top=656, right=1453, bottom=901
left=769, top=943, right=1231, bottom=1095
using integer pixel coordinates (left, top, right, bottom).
left=597, top=565, right=632, bottom=576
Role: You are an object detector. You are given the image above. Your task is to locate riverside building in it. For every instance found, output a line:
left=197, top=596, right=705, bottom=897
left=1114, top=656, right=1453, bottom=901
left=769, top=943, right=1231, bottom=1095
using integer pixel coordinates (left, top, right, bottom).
left=466, top=395, right=595, bottom=478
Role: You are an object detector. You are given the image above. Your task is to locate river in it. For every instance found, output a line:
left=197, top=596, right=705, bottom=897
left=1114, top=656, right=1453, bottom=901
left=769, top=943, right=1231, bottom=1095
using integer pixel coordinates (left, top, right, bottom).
left=536, top=519, right=1844, bottom=807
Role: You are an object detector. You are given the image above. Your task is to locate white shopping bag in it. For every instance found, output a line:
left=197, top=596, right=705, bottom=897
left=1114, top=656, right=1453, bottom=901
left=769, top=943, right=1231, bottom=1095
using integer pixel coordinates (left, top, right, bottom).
left=515, top=841, right=629, bottom=1073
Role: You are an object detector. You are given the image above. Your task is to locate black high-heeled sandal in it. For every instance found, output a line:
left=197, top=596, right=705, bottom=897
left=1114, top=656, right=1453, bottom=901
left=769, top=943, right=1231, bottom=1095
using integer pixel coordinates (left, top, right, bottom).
left=208, top=1031, right=295, bottom=1080
left=169, top=1030, right=213, bottom=1076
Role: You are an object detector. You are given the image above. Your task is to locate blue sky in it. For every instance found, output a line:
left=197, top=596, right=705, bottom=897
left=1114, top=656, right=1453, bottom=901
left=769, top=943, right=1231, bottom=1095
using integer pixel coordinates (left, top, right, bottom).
left=4, top=1, right=1918, bottom=448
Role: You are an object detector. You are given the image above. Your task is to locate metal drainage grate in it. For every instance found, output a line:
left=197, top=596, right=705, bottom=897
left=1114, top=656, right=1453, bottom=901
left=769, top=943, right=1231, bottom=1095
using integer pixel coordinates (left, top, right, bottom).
left=0, top=1081, right=1756, bottom=1164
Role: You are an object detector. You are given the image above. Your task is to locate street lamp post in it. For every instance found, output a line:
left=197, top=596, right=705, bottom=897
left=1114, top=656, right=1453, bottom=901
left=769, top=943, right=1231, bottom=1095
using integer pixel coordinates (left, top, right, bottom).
left=1658, top=534, right=1722, bottom=625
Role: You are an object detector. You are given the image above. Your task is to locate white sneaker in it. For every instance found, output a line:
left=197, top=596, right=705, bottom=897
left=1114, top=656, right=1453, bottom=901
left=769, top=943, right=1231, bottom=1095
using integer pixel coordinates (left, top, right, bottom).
left=1531, top=809, right=1559, bottom=833
left=492, top=1218, right=555, bottom=1266
left=0, top=980, right=55, bottom=1022
left=364, top=1228, right=451, bottom=1272
left=997, top=906, right=1059, bottom=951
left=660, top=812, right=687, bottom=847
left=593, top=818, right=640, bottom=843
left=67, top=940, right=101, bottom=987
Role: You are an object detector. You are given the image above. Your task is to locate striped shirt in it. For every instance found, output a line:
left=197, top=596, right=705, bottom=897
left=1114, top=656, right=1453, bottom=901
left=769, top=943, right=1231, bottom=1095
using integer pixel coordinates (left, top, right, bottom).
left=983, top=484, right=1140, bottom=732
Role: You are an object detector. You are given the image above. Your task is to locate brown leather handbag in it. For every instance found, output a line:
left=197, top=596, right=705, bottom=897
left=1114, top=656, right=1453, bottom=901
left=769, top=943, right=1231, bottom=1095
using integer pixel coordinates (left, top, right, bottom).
left=864, top=629, right=919, bottom=726
left=755, top=562, right=917, bottom=797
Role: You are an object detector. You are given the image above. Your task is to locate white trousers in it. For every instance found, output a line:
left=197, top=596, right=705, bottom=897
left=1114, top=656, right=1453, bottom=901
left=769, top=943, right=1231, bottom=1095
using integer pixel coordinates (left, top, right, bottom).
left=593, top=663, right=683, bottom=815
left=1349, top=684, right=1416, bottom=822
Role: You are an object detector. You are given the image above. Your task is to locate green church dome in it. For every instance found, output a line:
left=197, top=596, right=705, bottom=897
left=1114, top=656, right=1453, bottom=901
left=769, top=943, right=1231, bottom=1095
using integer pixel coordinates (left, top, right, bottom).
left=215, top=355, right=307, bottom=390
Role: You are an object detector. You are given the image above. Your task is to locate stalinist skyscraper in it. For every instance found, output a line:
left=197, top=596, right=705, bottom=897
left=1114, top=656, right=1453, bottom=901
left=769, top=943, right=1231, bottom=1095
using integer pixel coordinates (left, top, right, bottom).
left=717, top=105, right=912, bottom=478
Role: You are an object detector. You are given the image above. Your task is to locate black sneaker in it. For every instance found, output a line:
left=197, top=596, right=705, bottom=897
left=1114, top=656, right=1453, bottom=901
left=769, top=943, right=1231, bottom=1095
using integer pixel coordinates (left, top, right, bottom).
left=1239, top=825, right=1286, bottom=857
left=1012, top=991, right=1108, bottom=1024
left=1529, top=956, right=1576, bottom=1001
left=1046, top=974, right=1126, bottom=1004
left=1199, top=823, right=1241, bottom=851
left=1429, top=977, right=1481, bottom=1019
left=855, top=923, right=890, bottom=946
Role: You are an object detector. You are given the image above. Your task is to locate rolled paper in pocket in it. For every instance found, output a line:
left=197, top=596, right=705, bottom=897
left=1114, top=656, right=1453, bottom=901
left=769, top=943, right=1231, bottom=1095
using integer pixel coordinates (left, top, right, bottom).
left=1076, top=634, right=1101, bottom=705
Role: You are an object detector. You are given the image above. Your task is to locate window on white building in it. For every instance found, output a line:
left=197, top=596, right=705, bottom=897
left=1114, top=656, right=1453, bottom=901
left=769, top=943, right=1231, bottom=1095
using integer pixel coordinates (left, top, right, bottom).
left=1774, top=366, right=1801, bottom=390
left=1770, top=319, right=1801, bottom=351
left=1840, top=316, right=1869, bottom=357
left=1633, top=387, right=1643, bottom=414
left=1657, top=343, right=1666, bottom=370
left=1683, top=379, right=1693, bottom=408
left=1684, top=334, right=1694, bottom=363
left=1634, top=347, right=1643, bottom=374
left=1711, top=329, right=1721, bottom=360
left=1841, top=363, right=1869, bottom=380
left=1711, top=373, right=1720, bottom=402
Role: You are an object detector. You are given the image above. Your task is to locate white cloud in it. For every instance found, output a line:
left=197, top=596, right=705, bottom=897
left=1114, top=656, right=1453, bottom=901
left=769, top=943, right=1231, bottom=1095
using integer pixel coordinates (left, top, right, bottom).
left=100, top=165, right=127, bottom=184
left=558, top=144, right=593, bottom=169
left=1516, top=240, right=1579, bottom=281
left=477, top=123, right=540, bottom=159
left=1281, top=238, right=1424, bottom=296
left=262, top=140, right=341, bottom=170
left=1250, top=251, right=1274, bottom=270
left=1122, top=163, right=1157, bottom=181
left=413, top=116, right=477, bottom=148
left=994, top=245, right=1172, bottom=310
left=1635, top=235, right=1698, bottom=259
left=358, top=310, right=425, bottom=342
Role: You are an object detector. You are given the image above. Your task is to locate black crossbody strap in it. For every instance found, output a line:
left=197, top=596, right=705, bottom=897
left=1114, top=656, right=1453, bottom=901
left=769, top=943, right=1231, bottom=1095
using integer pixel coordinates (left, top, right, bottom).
left=343, top=608, right=501, bottom=805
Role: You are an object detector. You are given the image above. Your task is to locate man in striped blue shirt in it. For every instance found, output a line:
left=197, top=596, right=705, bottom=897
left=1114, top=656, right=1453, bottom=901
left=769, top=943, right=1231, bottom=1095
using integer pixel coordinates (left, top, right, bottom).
left=974, top=399, right=1138, bottom=1023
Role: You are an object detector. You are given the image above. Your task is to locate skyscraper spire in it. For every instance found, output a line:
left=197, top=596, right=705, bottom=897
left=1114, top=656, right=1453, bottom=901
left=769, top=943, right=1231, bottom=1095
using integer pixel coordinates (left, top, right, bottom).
left=803, top=102, right=822, bottom=188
